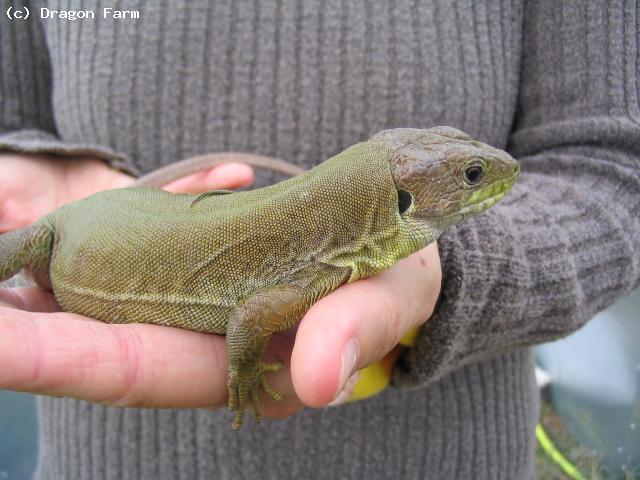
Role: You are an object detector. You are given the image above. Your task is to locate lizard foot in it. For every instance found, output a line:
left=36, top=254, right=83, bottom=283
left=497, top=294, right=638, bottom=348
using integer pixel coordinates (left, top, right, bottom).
left=227, top=360, right=284, bottom=430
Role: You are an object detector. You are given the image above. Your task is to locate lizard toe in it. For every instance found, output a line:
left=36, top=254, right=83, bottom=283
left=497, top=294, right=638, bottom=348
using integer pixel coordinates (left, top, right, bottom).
left=261, top=360, right=283, bottom=372
left=261, top=375, right=283, bottom=403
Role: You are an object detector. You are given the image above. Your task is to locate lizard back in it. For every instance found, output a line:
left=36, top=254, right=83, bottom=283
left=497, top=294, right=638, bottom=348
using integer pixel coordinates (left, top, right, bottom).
left=45, top=141, right=415, bottom=333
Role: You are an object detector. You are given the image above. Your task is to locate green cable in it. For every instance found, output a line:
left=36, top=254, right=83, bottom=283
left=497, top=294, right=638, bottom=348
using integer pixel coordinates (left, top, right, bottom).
left=536, top=423, right=587, bottom=480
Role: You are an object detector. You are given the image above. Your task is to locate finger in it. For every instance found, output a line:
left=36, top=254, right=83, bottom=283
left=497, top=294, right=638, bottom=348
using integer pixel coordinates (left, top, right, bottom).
left=291, top=244, right=441, bottom=407
left=162, top=163, right=254, bottom=193
left=0, top=287, right=61, bottom=313
left=0, top=308, right=228, bottom=409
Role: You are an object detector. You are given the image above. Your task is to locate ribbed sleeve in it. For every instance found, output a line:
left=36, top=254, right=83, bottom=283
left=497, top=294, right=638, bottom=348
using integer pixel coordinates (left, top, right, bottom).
left=0, top=0, right=132, bottom=174
left=393, top=0, right=640, bottom=387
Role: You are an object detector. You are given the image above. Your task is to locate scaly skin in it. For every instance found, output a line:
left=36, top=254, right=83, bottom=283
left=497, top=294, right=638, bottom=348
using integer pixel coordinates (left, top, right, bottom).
left=0, top=127, right=519, bottom=429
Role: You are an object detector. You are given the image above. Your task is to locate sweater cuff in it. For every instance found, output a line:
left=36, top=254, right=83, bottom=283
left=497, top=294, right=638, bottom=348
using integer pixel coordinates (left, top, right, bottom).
left=391, top=208, right=529, bottom=388
left=0, top=129, right=138, bottom=176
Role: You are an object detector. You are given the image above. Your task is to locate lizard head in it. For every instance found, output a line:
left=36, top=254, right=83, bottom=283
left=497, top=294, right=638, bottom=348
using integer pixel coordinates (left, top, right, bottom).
left=370, top=126, right=519, bottom=230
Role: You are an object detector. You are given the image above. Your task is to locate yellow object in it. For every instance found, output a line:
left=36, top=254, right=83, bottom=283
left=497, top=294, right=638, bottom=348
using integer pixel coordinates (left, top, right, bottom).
left=399, top=325, right=421, bottom=346
left=535, top=424, right=586, bottom=480
left=348, top=326, right=423, bottom=402
left=348, top=359, right=392, bottom=402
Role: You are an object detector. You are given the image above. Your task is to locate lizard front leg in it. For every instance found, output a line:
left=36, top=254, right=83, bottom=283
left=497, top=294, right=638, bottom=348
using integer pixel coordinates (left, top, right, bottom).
left=226, top=285, right=309, bottom=430
left=0, top=223, right=54, bottom=289
left=226, top=266, right=350, bottom=430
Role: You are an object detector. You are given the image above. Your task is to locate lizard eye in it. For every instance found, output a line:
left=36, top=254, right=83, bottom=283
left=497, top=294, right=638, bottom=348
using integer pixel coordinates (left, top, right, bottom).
left=397, top=189, right=413, bottom=214
left=464, top=163, right=484, bottom=185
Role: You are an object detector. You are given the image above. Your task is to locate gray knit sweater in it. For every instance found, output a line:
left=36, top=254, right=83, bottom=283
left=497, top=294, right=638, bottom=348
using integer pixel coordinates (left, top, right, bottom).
left=1, top=1, right=639, bottom=479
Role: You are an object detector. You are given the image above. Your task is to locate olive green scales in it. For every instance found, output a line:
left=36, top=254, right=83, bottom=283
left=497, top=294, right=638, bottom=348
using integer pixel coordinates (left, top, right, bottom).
left=0, top=127, right=519, bottom=429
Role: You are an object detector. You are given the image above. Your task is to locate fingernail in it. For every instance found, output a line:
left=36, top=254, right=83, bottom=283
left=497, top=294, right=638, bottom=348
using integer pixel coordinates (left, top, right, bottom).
left=336, top=339, right=359, bottom=398
left=328, top=371, right=361, bottom=406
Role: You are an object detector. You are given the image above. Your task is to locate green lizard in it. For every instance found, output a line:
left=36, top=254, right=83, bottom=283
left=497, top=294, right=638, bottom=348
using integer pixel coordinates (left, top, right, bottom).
left=0, top=127, right=519, bottom=429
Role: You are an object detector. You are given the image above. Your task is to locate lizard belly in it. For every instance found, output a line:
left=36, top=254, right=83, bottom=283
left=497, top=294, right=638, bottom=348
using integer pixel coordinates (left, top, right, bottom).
left=52, top=274, right=233, bottom=334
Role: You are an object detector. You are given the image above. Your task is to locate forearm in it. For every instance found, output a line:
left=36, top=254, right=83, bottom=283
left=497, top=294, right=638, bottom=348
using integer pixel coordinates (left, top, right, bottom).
left=394, top=141, right=639, bottom=386
left=393, top=0, right=640, bottom=387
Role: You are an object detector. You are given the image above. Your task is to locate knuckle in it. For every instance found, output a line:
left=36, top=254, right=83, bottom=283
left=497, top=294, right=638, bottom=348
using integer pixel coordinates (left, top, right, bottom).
left=104, top=325, right=144, bottom=407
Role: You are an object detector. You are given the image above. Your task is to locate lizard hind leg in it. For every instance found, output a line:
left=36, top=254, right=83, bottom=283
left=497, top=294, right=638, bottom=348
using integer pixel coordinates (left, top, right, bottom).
left=226, top=285, right=309, bottom=430
left=0, top=223, right=54, bottom=289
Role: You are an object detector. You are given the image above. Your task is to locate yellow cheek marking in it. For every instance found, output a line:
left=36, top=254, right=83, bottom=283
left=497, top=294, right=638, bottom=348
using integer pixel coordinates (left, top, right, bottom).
left=465, top=178, right=514, bottom=210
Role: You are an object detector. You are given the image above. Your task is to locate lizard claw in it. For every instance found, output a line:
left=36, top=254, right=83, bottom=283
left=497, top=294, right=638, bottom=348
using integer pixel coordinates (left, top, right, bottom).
left=227, top=361, right=285, bottom=430
left=261, top=375, right=283, bottom=403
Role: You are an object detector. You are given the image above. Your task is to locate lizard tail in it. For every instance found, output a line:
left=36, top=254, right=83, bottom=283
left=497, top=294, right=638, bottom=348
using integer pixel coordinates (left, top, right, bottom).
left=0, top=223, right=54, bottom=289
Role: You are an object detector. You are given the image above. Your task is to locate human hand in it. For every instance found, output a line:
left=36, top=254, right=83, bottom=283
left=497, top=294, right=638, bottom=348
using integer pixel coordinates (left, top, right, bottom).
left=291, top=243, right=441, bottom=407
left=0, top=243, right=440, bottom=423
left=245, top=243, right=442, bottom=420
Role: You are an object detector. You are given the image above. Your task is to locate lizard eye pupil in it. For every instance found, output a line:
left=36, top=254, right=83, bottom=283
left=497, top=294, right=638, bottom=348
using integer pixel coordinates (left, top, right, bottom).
left=464, top=165, right=484, bottom=185
left=397, top=189, right=412, bottom=214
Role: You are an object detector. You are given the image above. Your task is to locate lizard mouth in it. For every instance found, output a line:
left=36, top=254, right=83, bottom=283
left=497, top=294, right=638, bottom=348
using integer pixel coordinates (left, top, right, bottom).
left=438, top=175, right=517, bottom=224
left=460, top=177, right=515, bottom=214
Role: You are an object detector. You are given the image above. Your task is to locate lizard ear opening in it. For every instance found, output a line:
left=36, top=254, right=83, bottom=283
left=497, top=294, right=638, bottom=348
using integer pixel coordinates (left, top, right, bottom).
left=397, top=189, right=413, bottom=215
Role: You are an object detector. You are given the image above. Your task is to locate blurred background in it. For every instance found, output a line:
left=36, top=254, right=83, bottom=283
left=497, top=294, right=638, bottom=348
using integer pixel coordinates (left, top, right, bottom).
left=535, top=288, right=639, bottom=480
left=0, top=390, right=37, bottom=479
left=0, top=287, right=638, bottom=479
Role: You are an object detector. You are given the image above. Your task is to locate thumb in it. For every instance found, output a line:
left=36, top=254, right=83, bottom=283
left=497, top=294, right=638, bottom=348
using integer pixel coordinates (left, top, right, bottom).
left=162, top=163, right=254, bottom=193
left=290, top=245, right=441, bottom=407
